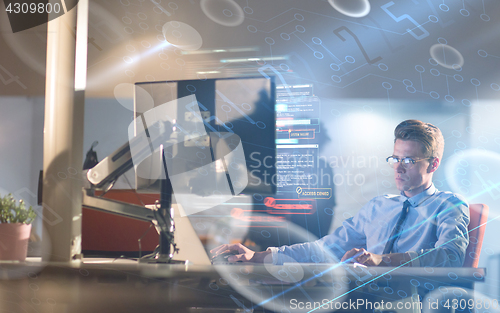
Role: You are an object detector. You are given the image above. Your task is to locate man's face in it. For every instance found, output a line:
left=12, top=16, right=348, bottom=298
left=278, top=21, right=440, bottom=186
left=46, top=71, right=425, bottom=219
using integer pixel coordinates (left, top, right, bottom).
left=392, top=139, right=436, bottom=197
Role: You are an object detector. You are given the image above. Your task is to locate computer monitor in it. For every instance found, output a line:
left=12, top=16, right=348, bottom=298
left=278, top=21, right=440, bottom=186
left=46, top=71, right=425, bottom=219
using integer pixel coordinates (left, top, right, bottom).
left=133, top=77, right=277, bottom=201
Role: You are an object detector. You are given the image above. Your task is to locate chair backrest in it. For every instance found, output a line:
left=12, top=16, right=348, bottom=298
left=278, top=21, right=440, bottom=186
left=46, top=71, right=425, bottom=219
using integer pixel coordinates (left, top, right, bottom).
left=463, top=203, right=489, bottom=268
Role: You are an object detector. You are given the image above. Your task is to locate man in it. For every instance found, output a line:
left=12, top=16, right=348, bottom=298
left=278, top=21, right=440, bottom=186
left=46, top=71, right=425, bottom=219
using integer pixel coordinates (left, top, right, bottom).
left=211, top=120, right=470, bottom=267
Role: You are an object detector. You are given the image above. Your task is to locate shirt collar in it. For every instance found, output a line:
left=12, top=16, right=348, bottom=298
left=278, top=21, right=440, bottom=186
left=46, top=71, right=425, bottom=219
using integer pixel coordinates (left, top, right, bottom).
left=401, top=184, right=437, bottom=207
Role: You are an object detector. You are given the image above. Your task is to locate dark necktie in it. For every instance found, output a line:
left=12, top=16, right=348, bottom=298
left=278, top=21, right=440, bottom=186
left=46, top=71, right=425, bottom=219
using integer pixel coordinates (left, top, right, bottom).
left=383, top=200, right=411, bottom=254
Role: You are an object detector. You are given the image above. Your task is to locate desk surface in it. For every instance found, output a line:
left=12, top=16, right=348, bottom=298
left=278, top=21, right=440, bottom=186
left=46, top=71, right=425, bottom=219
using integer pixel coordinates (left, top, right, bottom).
left=0, top=259, right=486, bottom=313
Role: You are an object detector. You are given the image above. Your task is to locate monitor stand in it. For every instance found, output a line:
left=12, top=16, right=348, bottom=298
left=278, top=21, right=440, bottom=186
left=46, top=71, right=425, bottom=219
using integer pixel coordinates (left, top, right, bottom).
left=138, top=145, right=185, bottom=264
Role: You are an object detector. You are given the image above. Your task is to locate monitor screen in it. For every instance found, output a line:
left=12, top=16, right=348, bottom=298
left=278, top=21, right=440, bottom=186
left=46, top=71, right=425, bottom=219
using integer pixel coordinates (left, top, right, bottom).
left=133, top=77, right=276, bottom=202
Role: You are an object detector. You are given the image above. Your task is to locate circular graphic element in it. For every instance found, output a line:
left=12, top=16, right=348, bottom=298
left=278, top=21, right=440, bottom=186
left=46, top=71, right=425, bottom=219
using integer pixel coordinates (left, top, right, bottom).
left=330, top=63, right=340, bottom=71
left=471, top=78, right=481, bottom=86
left=378, top=63, right=388, bottom=71
left=280, top=33, right=291, bottom=40
left=454, top=74, right=463, bottom=82
left=429, top=44, right=464, bottom=70
left=345, top=56, right=355, bottom=63
left=445, top=149, right=500, bottom=206
left=114, top=83, right=154, bottom=113
left=331, top=75, right=341, bottom=83
left=382, top=82, right=392, bottom=90
left=312, top=37, right=322, bottom=45
left=162, top=21, right=203, bottom=50
left=200, top=0, right=244, bottom=27
left=328, top=0, right=371, bottom=18
left=480, top=14, right=490, bottom=22
left=460, top=8, right=470, bottom=16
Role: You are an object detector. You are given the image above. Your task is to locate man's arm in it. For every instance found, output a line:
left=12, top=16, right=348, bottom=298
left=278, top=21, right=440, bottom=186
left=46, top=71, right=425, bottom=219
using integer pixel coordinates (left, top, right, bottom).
left=343, top=195, right=470, bottom=267
left=411, top=195, right=470, bottom=267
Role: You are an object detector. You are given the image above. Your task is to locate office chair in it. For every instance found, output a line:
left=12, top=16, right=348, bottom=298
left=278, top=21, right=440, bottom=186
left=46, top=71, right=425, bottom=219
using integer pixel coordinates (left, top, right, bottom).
left=463, top=203, right=489, bottom=268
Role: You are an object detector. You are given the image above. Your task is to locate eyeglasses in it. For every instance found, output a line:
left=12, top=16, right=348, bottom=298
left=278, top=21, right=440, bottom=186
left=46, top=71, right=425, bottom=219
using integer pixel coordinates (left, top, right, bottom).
left=386, top=156, right=431, bottom=169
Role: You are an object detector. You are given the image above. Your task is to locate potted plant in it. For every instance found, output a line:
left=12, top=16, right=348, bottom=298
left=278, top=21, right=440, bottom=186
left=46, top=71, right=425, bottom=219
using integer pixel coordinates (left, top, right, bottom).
left=0, top=194, right=36, bottom=261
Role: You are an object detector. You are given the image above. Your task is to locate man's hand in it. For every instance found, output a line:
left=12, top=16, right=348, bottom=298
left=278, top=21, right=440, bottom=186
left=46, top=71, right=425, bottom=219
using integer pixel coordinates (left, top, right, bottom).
left=341, top=248, right=412, bottom=267
left=210, top=243, right=271, bottom=263
left=341, top=248, right=385, bottom=266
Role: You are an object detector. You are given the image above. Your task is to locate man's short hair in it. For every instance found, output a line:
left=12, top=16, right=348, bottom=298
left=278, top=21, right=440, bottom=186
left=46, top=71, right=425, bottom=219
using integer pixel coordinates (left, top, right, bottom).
left=394, top=120, right=444, bottom=160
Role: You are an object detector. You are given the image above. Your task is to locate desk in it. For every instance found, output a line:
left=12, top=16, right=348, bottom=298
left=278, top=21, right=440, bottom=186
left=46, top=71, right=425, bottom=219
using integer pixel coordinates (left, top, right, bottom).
left=0, top=260, right=486, bottom=313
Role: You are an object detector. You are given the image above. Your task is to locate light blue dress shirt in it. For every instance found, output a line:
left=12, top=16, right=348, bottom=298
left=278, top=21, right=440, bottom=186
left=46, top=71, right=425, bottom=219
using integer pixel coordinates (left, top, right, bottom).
left=268, top=184, right=470, bottom=267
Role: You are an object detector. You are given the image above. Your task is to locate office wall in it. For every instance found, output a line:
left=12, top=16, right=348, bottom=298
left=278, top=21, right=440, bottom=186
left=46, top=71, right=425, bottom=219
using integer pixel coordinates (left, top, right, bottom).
left=0, top=96, right=44, bottom=240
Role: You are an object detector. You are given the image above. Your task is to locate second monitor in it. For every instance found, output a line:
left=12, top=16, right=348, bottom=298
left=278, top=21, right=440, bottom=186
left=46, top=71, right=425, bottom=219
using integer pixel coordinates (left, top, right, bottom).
left=133, top=76, right=277, bottom=206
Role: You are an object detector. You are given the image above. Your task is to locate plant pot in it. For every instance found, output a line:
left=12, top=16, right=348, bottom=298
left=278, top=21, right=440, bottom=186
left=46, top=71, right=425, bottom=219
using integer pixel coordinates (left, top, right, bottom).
left=0, top=223, right=31, bottom=261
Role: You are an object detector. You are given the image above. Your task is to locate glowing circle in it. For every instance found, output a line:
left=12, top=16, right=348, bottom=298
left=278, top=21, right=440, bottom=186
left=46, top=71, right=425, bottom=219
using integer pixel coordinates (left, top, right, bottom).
left=314, top=51, right=324, bottom=59
left=331, top=75, right=341, bottom=83
left=280, top=63, right=290, bottom=71
left=428, top=15, right=439, bottom=23
left=406, top=86, right=416, bottom=93
left=200, top=0, right=244, bottom=27
left=415, top=65, right=425, bottom=73
left=382, top=82, right=392, bottom=90
left=345, top=56, right=355, bottom=63
left=471, top=78, right=481, bottom=86
left=454, top=74, right=463, bottom=82
left=460, top=9, right=469, bottom=16
left=378, top=63, right=388, bottom=71
left=402, top=79, right=413, bottom=87
left=162, top=21, right=202, bottom=50
left=312, top=37, right=322, bottom=45
left=429, top=91, right=439, bottom=99
left=439, top=4, right=449, bottom=11
left=437, top=37, right=448, bottom=45
left=480, top=14, right=490, bottom=22
left=330, top=63, right=340, bottom=71
left=280, top=33, right=290, bottom=40
left=328, top=0, right=371, bottom=18
left=430, top=68, right=440, bottom=76
left=324, top=208, right=334, bottom=215
left=478, top=49, right=488, bottom=57
left=265, top=37, right=275, bottom=45
left=295, top=25, right=306, bottom=33
left=445, top=95, right=454, bottom=102
left=247, top=25, right=257, bottom=33
left=491, top=83, right=500, bottom=91
left=294, top=13, right=304, bottom=21
left=429, top=44, right=464, bottom=70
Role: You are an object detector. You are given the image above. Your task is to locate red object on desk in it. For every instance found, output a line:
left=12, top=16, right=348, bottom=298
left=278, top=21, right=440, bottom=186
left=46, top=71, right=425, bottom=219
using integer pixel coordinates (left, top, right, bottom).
left=82, top=190, right=160, bottom=256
